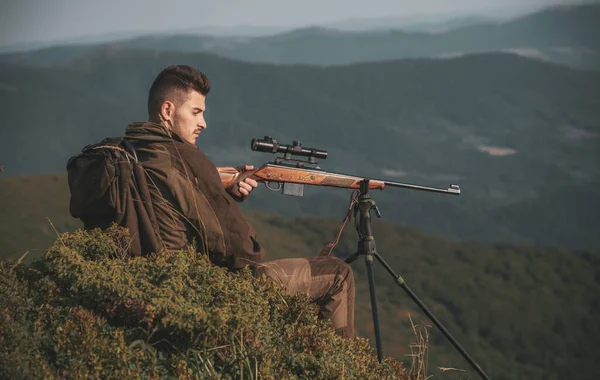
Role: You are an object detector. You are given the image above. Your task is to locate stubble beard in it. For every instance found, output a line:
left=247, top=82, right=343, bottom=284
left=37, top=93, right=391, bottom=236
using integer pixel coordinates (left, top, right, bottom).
left=171, top=117, right=195, bottom=145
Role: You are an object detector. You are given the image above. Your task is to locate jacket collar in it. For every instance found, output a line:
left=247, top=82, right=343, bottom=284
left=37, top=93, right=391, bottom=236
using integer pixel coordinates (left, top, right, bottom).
left=125, top=122, right=193, bottom=147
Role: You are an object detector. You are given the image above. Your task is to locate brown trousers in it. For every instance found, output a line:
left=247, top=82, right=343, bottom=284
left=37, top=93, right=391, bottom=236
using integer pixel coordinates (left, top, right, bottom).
left=256, top=257, right=355, bottom=339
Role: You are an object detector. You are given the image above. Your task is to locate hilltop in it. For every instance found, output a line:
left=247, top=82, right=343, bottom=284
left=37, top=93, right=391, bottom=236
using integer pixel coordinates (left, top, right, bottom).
left=1, top=225, right=407, bottom=379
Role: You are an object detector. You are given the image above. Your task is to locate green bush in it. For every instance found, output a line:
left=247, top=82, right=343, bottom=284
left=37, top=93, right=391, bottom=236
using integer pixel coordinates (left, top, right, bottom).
left=1, top=225, right=406, bottom=379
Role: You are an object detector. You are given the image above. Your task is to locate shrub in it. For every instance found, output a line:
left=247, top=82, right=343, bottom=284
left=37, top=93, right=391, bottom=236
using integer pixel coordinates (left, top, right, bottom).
left=1, top=225, right=407, bottom=379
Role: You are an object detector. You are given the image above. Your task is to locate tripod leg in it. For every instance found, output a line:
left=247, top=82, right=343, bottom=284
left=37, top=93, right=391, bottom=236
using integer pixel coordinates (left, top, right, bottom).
left=373, top=252, right=491, bottom=380
left=365, top=253, right=384, bottom=363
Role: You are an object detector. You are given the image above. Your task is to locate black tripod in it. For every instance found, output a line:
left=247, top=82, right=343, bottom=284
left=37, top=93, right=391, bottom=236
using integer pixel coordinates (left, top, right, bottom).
left=344, top=179, right=491, bottom=380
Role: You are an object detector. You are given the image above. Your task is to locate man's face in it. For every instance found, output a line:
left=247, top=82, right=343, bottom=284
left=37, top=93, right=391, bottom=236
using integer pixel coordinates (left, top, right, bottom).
left=171, top=90, right=207, bottom=145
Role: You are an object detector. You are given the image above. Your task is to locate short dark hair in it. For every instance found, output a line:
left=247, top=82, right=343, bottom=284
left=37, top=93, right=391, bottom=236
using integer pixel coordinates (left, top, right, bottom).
left=147, top=65, right=211, bottom=118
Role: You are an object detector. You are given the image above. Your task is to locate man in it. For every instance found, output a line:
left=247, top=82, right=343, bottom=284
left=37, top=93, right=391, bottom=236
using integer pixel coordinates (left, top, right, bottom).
left=124, top=65, right=355, bottom=338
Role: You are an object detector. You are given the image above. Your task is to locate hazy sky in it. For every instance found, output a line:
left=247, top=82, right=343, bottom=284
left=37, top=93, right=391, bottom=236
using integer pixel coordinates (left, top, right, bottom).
left=0, top=0, right=591, bottom=47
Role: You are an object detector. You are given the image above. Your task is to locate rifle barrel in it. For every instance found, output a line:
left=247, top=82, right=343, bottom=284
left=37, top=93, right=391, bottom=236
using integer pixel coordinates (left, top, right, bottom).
left=259, top=164, right=461, bottom=195
left=383, top=180, right=461, bottom=195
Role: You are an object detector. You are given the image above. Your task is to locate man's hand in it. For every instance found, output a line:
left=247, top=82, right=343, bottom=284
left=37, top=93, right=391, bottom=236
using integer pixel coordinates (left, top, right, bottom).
left=237, top=165, right=258, bottom=197
left=226, top=165, right=258, bottom=201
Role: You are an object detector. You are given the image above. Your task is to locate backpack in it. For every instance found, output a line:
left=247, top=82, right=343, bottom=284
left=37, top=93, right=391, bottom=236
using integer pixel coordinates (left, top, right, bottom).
left=66, top=137, right=164, bottom=256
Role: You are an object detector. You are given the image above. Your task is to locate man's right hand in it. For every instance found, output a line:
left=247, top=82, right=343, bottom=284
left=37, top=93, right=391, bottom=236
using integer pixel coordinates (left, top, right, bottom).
left=226, top=165, right=258, bottom=202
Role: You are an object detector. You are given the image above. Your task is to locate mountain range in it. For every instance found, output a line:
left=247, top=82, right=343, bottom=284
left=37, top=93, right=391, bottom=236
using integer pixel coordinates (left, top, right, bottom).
left=1, top=4, right=599, bottom=70
left=0, top=45, right=598, bottom=249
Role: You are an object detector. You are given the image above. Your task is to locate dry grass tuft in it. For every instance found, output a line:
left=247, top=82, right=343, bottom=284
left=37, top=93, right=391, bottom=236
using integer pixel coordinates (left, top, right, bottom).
left=406, top=314, right=431, bottom=380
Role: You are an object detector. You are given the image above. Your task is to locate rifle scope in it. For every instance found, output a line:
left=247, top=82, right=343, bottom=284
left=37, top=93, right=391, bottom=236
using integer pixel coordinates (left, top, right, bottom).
left=251, top=136, right=328, bottom=159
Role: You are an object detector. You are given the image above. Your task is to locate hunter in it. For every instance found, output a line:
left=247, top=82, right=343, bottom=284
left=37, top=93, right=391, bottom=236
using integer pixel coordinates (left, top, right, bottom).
left=123, top=65, right=355, bottom=338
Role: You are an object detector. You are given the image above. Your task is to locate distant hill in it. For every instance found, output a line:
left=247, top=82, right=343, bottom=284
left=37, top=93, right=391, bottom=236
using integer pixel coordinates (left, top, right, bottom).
left=1, top=172, right=599, bottom=380
left=215, top=4, right=600, bottom=68
left=2, top=4, right=599, bottom=70
left=325, top=14, right=499, bottom=33
left=0, top=49, right=599, bottom=248
left=492, top=180, right=600, bottom=248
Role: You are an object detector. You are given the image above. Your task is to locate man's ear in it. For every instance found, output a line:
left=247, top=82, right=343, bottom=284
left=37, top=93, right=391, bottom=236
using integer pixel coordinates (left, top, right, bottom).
left=159, top=101, right=175, bottom=123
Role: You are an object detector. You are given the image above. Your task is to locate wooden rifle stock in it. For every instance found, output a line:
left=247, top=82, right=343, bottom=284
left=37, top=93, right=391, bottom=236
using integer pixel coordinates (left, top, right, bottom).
left=217, top=164, right=386, bottom=190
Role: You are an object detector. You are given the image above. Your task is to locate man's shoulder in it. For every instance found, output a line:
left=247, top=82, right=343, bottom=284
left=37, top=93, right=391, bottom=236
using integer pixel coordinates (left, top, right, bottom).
left=160, top=141, right=216, bottom=168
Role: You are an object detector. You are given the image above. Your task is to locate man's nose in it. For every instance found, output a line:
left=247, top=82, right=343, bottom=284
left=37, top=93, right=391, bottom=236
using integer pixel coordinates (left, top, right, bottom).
left=198, top=116, right=207, bottom=129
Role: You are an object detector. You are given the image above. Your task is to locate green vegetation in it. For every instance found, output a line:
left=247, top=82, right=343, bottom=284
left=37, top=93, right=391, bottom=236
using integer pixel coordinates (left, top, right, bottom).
left=1, top=225, right=406, bottom=379
left=0, top=174, right=80, bottom=261
left=1, top=173, right=599, bottom=379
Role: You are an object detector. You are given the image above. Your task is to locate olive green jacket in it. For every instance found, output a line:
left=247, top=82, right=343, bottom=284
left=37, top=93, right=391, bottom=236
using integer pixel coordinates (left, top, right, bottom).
left=124, top=122, right=265, bottom=270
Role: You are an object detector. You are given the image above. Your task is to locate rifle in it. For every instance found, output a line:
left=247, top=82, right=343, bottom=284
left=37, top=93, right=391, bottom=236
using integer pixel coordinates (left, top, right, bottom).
left=217, top=136, right=460, bottom=197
